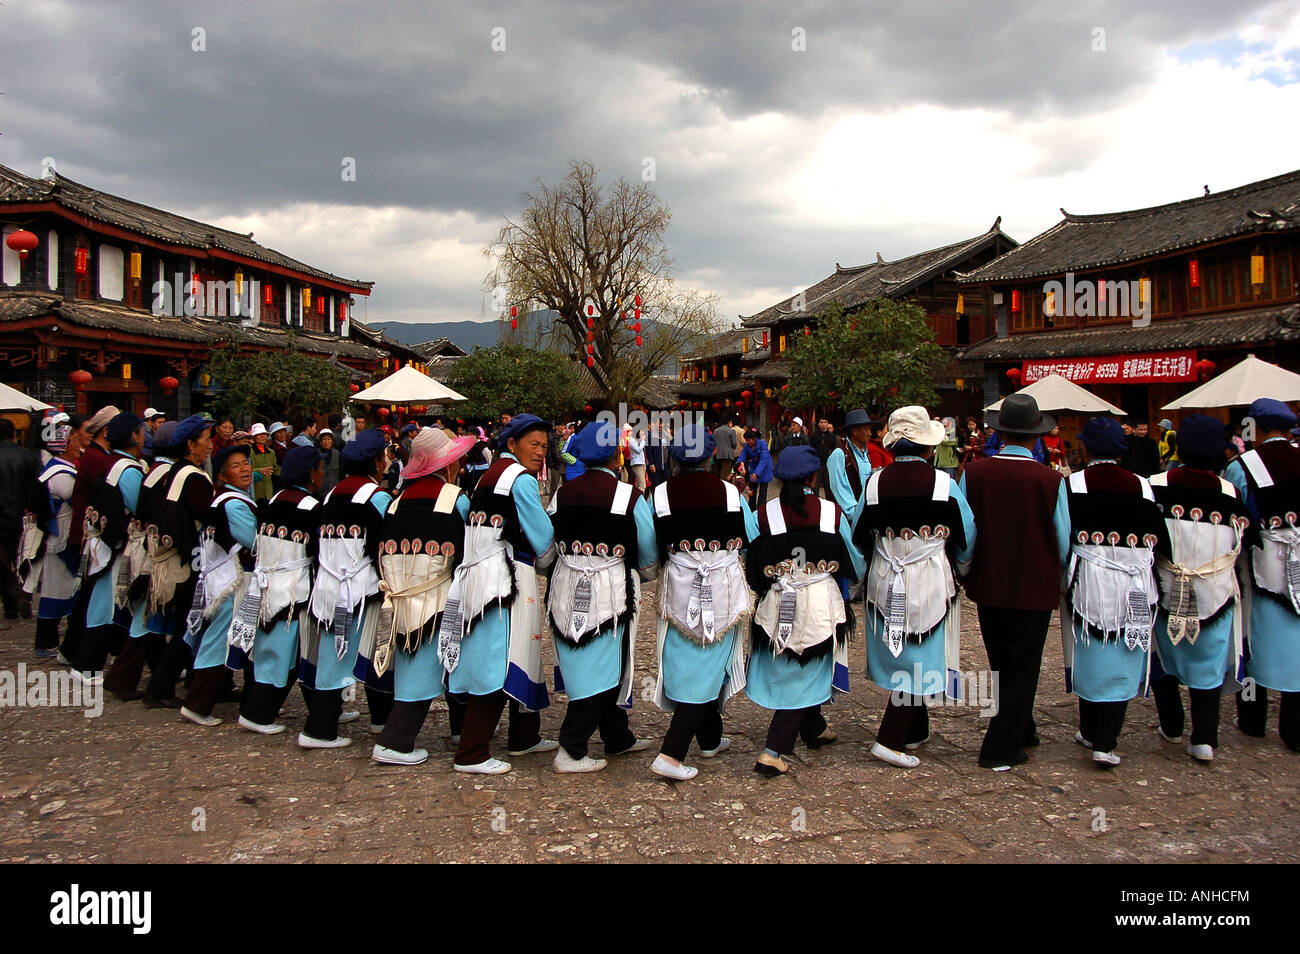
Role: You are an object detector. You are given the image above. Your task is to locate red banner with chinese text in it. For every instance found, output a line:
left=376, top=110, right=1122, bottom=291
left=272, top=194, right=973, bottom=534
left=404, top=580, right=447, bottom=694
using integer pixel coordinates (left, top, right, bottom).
left=1022, top=350, right=1197, bottom=384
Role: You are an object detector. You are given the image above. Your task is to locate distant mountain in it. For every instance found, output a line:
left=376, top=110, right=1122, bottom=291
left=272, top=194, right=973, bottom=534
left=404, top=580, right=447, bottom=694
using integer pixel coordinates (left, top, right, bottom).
left=372, top=320, right=501, bottom=351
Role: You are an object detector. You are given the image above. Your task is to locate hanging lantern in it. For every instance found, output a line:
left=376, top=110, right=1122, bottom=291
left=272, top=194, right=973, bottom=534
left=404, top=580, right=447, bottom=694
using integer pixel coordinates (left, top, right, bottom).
left=1193, top=358, right=1217, bottom=380
left=740, top=389, right=752, bottom=400
left=349, top=383, right=360, bottom=393
left=764, top=388, right=772, bottom=399
left=584, top=404, right=593, bottom=413
left=587, top=316, right=595, bottom=330
left=376, top=406, right=390, bottom=419
left=510, top=305, right=518, bottom=330
left=1188, top=259, right=1200, bottom=289
left=741, top=337, right=749, bottom=354
left=761, top=330, right=769, bottom=350
left=5, top=229, right=39, bottom=263
left=316, top=295, right=326, bottom=316
left=1097, top=276, right=1106, bottom=304
left=722, top=365, right=728, bottom=379
left=234, top=269, right=243, bottom=295
left=69, top=369, right=93, bottom=390
left=1251, top=252, right=1265, bottom=286
left=711, top=402, right=722, bottom=412
left=263, top=284, right=274, bottom=306
left=1006, top=367, right=1022, bottom=384
left=159, top=375, right=179, bottom=395
left=121, top=363, right=132, bottom=381
left=635, top=336, right=643, bottom=347
left=956, top=293, right=964, bottom=315
left=1010, top=289, right=1021, bottom=312
left=804, top=324, right=811, bottom=336
left=779, top=335, right=786, bottom=353
left=724, top=398, right=730, bottom=407
left=302, top=287, right=312, bottom=309
left=634, top=295, right=641, bottom=307
left=75, top=247, right=89, bottom=275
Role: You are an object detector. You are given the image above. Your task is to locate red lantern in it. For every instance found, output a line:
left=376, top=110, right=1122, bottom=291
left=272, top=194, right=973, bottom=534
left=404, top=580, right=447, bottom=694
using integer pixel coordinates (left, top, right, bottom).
left=740, top=390, right=752, bottom=400
left=376, top=406, right=390, bottom=419
left=584, top=404, right=593, bottom=413
left=5, top=229, right=38, bottom=263
left=69, top=369, right=93, bottom=390
left=1006, top=367, right=1022, bottom=384
left=712, top=402, right=722, bottom=412
left=159, top=375, right=179, bottom=395
left=510, top=305, right=518, bottom=330
left=1193, top=358, right=1216, bottom=380
left=587, top=355, right=595, bottom=368
left=349, top=383, right=360, bottom=393
left=635, top=336, right=643, bottom=347
left=634, top=295, right=641, bottom=307
left=587, top=317, right=595, bottom=330
left=1010, top=289, right=1021, bottom=312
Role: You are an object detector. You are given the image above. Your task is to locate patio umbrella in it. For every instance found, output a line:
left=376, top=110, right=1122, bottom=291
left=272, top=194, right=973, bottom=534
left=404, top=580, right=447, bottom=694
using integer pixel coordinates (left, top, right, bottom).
left=985, top=373, right=1126, bottom=415
left=351, top=365, right=467, bottom=404
left=1162, top=354, right=1300, bottom=409
left=0, top=381, right=52, bottom=412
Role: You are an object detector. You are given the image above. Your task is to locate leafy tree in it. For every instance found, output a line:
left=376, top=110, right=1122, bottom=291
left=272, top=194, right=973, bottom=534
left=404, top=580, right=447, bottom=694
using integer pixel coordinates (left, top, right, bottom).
left=785, top=300, right=945, bottom=415
left=205, top=337, right=351, bottom=424
left=486, top=160, right=719, bottom=406
left=446, top=344, right=585, bottom=421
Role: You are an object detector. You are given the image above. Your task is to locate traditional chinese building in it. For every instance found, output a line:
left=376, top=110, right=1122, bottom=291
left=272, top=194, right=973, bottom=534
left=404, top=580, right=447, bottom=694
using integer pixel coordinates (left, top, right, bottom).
left=681, top=223, right=1019, bottom=432
left=0, top=162, right=419, bottom=419
left=958, top=168, right=1300, bottom=427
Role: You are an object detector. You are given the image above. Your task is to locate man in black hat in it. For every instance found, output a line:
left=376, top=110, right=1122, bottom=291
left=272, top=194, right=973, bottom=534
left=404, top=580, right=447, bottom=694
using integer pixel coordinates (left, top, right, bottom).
left=960, top=394, right=1072, bottom=771
left=826, top=409, right=877, bottom=524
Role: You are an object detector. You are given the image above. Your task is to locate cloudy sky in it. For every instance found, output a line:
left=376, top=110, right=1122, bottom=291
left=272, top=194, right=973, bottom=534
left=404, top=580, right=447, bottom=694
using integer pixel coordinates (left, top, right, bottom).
left=4, top=1, right=1299, bottom=329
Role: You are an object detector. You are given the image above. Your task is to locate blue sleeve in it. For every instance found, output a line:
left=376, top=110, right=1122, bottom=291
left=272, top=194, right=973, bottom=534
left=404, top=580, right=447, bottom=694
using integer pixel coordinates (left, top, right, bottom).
left=740, top=497, right=759, bottom=542
left=951, top=481, right=977, bottom=571
left=226, top=498, right=258, bottom=550
left=513, top=472, right=555, bottom=558
left=760, top=442, right=773, bottom=481
left=837, top=512, right=866, bottom=581
left=455, top=492, right=471, bottom=521
left=1053, top=478, right=1071, bottom=566
left=826, top=447, right=857, bottom=520
left=118, top=465, right=144, bottom=513
left=370, top=490, right=394, bottom=515
left=631, top=495, right=658, bottom=573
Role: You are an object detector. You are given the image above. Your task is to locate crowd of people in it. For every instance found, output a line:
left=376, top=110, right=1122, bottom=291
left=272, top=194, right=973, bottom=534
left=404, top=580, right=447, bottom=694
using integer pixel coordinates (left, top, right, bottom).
left=2, top=391, right=1297, bottom=784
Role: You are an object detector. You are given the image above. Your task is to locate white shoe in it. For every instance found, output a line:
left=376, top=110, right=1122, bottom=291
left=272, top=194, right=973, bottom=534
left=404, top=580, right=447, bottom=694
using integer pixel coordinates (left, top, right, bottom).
left=699, top=737, right=731, bottom=758
left=871, top=742, right=920, bottom=768
left=454, top=757, right=512, bottom=775
left=1157, top=726, right=1182, bottom=743
left=368, top=723, right=385, bottom=735
left=337, top=710, right=360, bottom=724
left=607, top=738, right=651, bottom=756
left=372, top=744, right=429, bottom=766
left=650, top=755, right=698, bottom=781
left=181, top=706, right=222, bottom=727
left=297, top=732, right=353, bottom=750
left=1187, top=743, right=1214, bottom=762
left=554, top=750, right=607, bottom=773
left=1092, top=749, right=1121, bottom=767
left=905, top=733, right=931, bottom=751
left=508, top=739, right=560, bottom=756
left=73, top=670, right=103, bottom=689
left=237, top=715, right=285, bottom=735
left=1074, top=730, right=1092, bottom=748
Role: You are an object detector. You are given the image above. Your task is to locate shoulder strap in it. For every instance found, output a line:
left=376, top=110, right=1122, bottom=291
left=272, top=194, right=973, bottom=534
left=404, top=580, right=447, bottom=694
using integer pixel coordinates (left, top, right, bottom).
left=817, top=497, right=836, bottom=533
left=165, top=464, right=207, bottom=502
left=653, top=482, right=672, bottom=517
left=611, top=481, right=634, bottom=515
left=864, top=468, right=884, bottom=506
left=1147, top=471, right=1169, bottom=487
left=106, top=457, right=140, bottom=486
left=1240, top=449, right=1272, bottom=489
left=722, top=480, right=742, bottom=512
left=434, top=481, right=462, bottom=514
left=1068, top=470, right=1089, bottom=494
left=1217, top=476, right=1238, bottom=499
left=351, top=481, right=379, bottom=504
left=931, top=469, right=951, bottom=502
left=213, top=490, right=249, bottom=509
left=1137, top=476, right=1155, bottom=503
left=494, top=462, right=526, bottom=496
left=38, top=462, right=77, bottom=485
left=765, top=497, right=787, bottom=536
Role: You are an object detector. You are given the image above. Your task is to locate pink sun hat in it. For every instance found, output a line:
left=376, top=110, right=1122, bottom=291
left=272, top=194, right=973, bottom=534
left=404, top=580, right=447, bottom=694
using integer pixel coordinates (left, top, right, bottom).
left=402, top=426, right=478, bottom=481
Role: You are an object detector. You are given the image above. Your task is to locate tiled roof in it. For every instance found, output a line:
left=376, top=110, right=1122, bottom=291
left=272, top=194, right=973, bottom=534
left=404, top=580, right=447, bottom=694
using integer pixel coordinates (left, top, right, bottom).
left=683, top=328, right=768, bottom=360
left=958, top=168, right=1300, bottom=283
left=412, top=338, right=469, bottom=359
left=0, top=164, right=372, bottom=291
left=0, top=292, right=386, bottom=360
left=747, top=359, right=792, bottom=381
left=675, top=379, right=749, bottom=398
left=740, top=224, right=1015, bottom=328
left=960, top=303, right=1300, bottom=361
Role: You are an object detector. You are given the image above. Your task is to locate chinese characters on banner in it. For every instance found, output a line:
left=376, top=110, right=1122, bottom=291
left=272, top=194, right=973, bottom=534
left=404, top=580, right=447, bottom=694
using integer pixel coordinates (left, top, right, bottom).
left=1022, top=350, right=1197, bottom=384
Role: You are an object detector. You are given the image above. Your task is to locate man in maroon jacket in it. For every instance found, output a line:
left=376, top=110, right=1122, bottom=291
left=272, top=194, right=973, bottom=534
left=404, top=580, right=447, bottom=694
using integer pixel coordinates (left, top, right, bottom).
left=960, top=394, right=1072, bottom=771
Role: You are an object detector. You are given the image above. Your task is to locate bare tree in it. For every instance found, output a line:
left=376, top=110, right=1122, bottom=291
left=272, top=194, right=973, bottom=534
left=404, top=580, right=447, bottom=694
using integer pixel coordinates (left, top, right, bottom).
left=486, top=160, right=719, bottom=405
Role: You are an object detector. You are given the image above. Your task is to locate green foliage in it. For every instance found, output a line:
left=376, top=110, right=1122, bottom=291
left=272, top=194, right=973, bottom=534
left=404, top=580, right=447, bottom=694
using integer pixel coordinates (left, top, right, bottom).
left=785, top=300, right=945, bottom=414
left=206, top=338, right=351, bottom=423
left=446, top=344, right=585, bottom=420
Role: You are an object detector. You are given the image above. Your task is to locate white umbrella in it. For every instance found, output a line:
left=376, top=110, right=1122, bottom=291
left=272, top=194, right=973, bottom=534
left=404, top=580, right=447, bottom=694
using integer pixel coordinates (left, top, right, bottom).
left=1162, top=354, right=1300, bottom=410
left=985, top=373, right=1126, bottom=416
left=351, top=365, right=467, bottom=404
left=0, top=381, right=52, bottom=412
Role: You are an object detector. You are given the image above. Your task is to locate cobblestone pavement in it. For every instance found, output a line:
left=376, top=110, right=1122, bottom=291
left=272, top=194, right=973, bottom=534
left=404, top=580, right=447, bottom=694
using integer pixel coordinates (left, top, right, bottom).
left=1, top=593, right=1297, bottom=863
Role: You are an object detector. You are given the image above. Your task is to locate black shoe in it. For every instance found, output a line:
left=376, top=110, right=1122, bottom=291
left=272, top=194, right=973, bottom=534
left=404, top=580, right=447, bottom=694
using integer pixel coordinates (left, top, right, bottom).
left=978, top=750, right=1029, bottom=772
left=110, top=688, right=143, bottom=702
left=142, top=694, right=182, bottom=709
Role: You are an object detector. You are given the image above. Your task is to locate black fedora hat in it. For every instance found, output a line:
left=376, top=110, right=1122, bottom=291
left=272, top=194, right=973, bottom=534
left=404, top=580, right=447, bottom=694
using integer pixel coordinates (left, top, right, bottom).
left=843, top=409, right=882, bottom=429
left=986, top=393, right=1055, bottom=436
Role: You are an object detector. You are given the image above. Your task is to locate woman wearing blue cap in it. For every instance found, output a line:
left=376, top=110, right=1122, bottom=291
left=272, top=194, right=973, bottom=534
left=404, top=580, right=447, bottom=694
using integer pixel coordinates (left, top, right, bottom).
left=1225, top=398, right=1300, bottom=751
left=229, top=444, right=325, bottom=736
left=301, top=429, right=394, bottom=749
left=438, top=413, right=557, bottom=774
left=648, top=423, right=758, bottom=781
left=1149, top=415, right=1250, bottom=762
left=746, top=444, right=863, bottom=776
left=180, top=443, right=257, bottom=727
left=544, top=419, right=659, bottom=773
left=1063, top=417, right=1170, bottom=767
left=853, top=407, right=975, bottom=769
